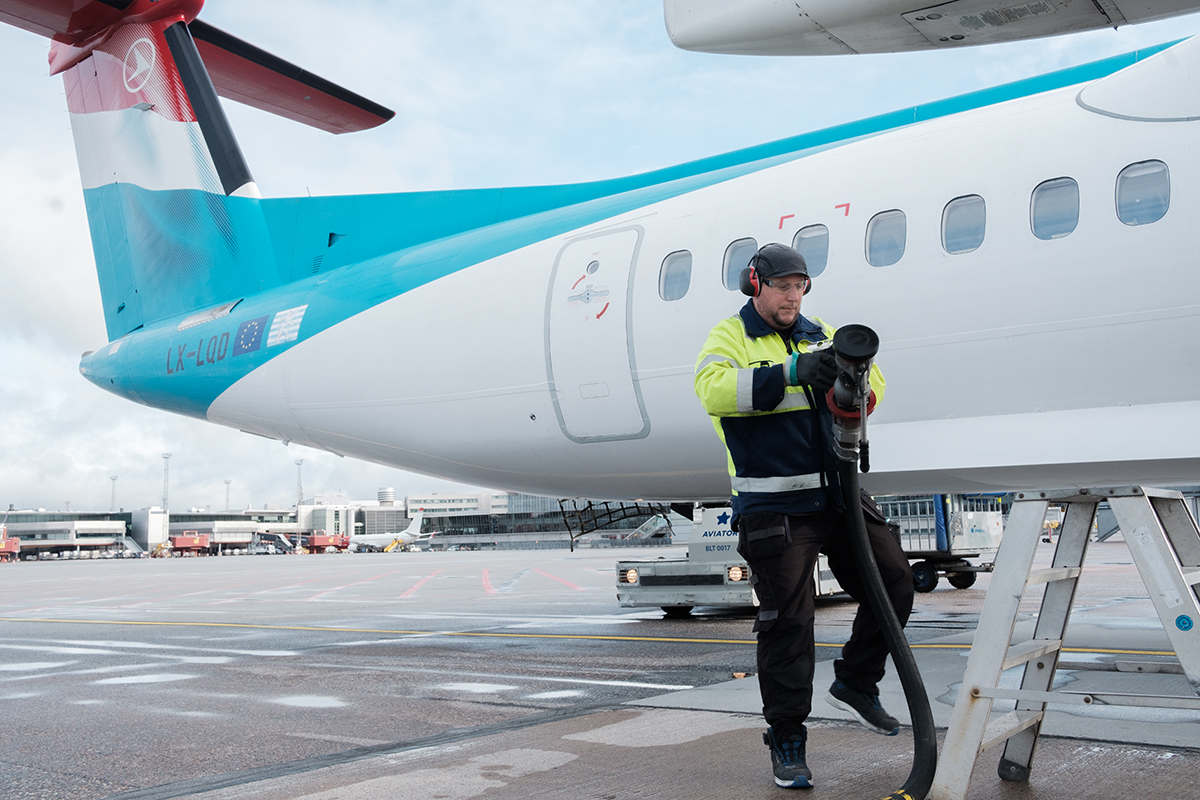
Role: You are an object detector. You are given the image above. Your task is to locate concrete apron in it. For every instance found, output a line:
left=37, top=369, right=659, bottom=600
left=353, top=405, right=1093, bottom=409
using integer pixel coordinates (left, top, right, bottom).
left=178, top=629, right=1199, bottom=800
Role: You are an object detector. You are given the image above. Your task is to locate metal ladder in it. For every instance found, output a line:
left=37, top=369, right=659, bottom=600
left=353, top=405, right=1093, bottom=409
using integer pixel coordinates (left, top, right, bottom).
left=930, top=486, right=1200, bottom=800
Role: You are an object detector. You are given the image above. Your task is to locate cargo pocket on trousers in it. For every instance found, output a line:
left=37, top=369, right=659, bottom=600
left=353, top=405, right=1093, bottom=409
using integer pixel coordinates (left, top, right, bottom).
left=736, top=513, right=788, bottom=562
left=737, top=513, right=788, bottom=633
left=749, top=572, right=778, bottom=633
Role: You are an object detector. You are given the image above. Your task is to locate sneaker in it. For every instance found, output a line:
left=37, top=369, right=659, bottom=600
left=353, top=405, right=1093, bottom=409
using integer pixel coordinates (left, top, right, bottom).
left=763, top=726, right=813, bottom=789
left=827, top=680, right=900, bottom=735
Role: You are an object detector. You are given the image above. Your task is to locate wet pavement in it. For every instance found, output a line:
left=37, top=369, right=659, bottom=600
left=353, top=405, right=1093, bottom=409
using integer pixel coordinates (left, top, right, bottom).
left=0, top=537, right=1195, bottom=799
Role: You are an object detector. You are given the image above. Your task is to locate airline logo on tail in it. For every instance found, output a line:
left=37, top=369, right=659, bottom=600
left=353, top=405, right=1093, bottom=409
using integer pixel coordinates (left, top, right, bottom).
left=123, top=38, right=155, bottom=92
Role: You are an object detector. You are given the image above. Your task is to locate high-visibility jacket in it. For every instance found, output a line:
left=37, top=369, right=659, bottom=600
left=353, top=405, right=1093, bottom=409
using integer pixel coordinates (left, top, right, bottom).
left=694, top=300, right=885, bottom=521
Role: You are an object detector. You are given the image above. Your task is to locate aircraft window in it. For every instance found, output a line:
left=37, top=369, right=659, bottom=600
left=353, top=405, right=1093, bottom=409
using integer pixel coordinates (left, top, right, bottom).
left=723, top=237, right=758, bottom=290
left=659, top=250, right=692, bottom=301
left=1030, top=177, right=1079, bottom=240
left=792, top=225, right=829, bottom=277
left=942, top=195, right=985, bottom=254
left=1116, top=160, right=1170, bottom=226
left=866, top=210, right=906, bottom=267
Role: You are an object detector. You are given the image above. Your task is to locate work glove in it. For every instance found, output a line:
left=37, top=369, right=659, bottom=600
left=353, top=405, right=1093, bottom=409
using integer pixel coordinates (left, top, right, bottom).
left=786, top=350, right=837, bottom=393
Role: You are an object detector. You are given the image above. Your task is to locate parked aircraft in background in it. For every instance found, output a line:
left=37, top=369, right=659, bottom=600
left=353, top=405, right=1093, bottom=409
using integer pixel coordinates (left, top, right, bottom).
left=348, top=513, right=433, bottom=552
left=2, top=0, right=1200, bottom=503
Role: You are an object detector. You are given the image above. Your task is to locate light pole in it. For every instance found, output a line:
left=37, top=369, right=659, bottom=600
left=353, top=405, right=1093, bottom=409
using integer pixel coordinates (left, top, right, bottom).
left=110, top=475, right=118, bottom=513
left=295, top=459, right=304, bottom=508
left=162, top=453, right=171, bottom=512
left=225, top=479, right=232, bottom=511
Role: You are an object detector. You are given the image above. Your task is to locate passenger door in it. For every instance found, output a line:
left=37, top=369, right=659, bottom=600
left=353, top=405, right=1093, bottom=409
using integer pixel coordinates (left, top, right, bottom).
left=545, top=227, right=650, bottom=442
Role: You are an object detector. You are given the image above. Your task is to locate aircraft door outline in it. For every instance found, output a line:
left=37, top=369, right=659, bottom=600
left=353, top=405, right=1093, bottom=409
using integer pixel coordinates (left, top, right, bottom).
left=545, top=226, right=650, bottom=443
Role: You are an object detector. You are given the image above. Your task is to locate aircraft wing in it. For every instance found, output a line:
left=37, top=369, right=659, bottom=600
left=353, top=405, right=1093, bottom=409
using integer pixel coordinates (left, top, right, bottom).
left=664, top=0, right=1200, bottom=55
left=0, top=0, right=392, bottom=134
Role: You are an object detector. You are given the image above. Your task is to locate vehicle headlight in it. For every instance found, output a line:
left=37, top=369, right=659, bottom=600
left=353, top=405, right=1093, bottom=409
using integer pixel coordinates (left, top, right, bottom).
left=727, top=565, right=745, bottom=582
left=619, top=568, right=638, bottom=584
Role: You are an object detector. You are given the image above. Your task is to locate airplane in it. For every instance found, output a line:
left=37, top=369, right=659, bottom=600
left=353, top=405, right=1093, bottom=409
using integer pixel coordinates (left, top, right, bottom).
left=348, top=512, right=434, bottom=553
left=664, top=0, right=1200, bottom=55
left=3, top=0, right=1200, bottom=505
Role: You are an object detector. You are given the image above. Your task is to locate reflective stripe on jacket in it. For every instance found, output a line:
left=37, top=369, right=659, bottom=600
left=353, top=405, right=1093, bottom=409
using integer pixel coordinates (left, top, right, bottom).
left=694, top=300, right=885, bottom=520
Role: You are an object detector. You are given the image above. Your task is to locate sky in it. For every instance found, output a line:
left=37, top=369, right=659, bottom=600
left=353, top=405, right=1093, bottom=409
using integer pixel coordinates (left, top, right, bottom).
left=2, top=1, right=1199, bottom=514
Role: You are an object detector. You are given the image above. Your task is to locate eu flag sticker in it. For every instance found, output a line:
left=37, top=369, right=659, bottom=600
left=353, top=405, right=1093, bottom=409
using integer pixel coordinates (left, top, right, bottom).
left=233, top=316, right=268, bottom=355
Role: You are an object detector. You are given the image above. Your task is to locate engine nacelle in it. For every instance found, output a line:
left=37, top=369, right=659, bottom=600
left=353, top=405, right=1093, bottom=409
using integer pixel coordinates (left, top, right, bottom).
left=663, top=0, right=1200, bottom=56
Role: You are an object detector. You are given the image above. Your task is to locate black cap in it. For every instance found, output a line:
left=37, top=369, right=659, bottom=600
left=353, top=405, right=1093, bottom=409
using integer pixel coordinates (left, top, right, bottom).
left=752, top=243, right=808, bottom=280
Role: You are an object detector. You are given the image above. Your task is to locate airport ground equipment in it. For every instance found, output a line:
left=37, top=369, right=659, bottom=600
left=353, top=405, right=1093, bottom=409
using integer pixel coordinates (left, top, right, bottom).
left=829, top=324, right=937, bottom=800
left=296, top=530, right=349, bottom=553
left=878, top=495, right=1004, bottom=592
left=560, top=500, right=673, bottom=551
left=169, top=532, right=210, bottom=556
left=615, top=506, right=842, bottom=616
left=616, top=506, right=753, bottom=616
left=0, top=531, right=18, bottom=563
left=930, top=487, right=1200, bottom=800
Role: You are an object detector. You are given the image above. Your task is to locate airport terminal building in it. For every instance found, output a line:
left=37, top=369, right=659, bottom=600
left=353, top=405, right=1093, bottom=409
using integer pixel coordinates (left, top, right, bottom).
left=10, top=487, right=1196, bottom=561
left=0, top=489, right=668, bottom=558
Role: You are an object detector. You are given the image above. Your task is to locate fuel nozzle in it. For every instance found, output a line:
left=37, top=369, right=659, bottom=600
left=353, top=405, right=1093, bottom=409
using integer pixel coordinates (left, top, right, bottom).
left=827, top=324, right=879, bottom=471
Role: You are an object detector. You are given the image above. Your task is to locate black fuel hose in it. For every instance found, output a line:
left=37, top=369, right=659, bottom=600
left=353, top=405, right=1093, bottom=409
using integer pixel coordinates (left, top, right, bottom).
left=839, top=460, right=938, bottom=800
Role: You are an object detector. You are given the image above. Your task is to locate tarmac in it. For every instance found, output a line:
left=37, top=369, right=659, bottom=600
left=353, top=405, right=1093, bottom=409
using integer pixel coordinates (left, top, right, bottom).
left=117, top=618, right=1198, bottom=800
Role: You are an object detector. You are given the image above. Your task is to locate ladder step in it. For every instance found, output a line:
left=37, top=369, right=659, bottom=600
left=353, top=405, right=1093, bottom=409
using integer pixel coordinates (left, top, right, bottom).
left=1026, top=566, right=1082, bottom=587
left=980, top=710, right=1044, bottom=752
left=1001, top=639, right=1063, bottom=671
left=1183, top=567, right=1200, bottom=587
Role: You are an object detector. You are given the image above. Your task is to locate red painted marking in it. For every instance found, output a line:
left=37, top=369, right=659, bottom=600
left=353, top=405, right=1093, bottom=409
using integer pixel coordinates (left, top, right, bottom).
left=482, top=569, right=495, bottom=595
left=596, top=302, right=610, bottom=320
left=400, top=569, right=443, bottom=598
left=571, top=275, right=586, bottom=290
left=305, top=570, right=402, bottom=602
left=532, top=567, right=584, bottom=591
left=778, top=214, right=795, bottom=230
left=835, top=203, right=851, bottom=217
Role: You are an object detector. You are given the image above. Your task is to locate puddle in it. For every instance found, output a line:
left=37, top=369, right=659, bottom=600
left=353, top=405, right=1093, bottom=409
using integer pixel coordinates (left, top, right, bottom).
left=92, top=673, right=198, bottom=685
left=439, top=682, right=517, bottom=694
left=0, top=661, right=76, bottom=671
left=271, top=695, right=347, bottom=708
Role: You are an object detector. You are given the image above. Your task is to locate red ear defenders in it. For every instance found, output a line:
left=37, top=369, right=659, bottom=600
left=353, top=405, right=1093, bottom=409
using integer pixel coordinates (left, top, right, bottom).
left=739, top=255, right=811, bottom=297
left=739, top=260, right=762, bottom=297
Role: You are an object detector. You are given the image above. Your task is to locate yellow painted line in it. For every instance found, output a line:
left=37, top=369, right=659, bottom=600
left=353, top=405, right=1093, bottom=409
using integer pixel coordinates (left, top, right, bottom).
left=0, top=617, right=1176, bottom=656
left=0, top=616, right=753, bottom=645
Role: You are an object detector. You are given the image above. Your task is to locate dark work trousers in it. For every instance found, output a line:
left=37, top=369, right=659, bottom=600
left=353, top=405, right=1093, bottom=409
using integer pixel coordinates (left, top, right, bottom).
left=737, top=491, right=913, bottom=739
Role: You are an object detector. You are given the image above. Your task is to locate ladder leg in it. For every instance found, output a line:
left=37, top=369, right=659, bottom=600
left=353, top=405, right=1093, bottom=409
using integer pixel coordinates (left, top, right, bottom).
left=930, top=499, right=1048, bottom=800
left=1111, top=493, right=1200, bottom=694
left=998, top=499, right=1095, bottom=781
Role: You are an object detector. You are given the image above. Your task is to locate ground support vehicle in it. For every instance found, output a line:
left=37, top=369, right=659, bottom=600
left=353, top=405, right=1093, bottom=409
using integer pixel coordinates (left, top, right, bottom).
left=616, top=507, right=842, bottom=616
left=0, top=530, right=18, bottom=563
left=878, top=495, right=1005, bottom=592
left=296, top=530, right=349, bottom=553
left=169, top=532, right=210, bottom=557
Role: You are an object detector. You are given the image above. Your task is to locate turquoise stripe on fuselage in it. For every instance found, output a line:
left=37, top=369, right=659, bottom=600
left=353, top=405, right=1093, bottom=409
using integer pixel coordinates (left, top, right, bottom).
left=259, top=41, right=1176, bottom=280
left=77, top=41, right=1178, bottom=417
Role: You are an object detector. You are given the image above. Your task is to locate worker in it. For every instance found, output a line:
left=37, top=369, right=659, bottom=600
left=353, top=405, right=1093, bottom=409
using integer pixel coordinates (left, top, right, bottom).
left=693, top=243, right=913, bottom=789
